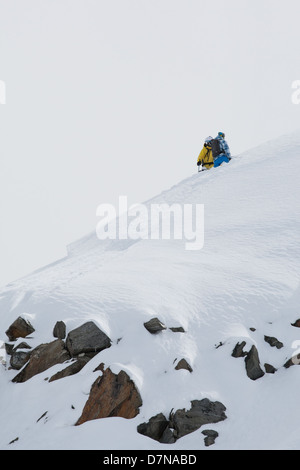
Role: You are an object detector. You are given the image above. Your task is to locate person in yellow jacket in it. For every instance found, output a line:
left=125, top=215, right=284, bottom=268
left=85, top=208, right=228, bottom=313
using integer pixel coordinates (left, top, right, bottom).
left=197, top=136, right=214, bottom=170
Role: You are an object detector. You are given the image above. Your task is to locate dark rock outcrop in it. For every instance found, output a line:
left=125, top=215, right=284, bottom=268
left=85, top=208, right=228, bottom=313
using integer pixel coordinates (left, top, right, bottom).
left=76, top=364, right=142, bottom=425
left=291, top=319, right=300, bottom=328
left=4, top=343, right=14, bottom=355
left=143, top=318, right=167, bottom=334
left=137, top=413, right=174, bottom=443
left=66, top=321, right=111, bottom=357
left=12, top=339, right=71, bottom=383
left=49, top=356, right=90, bottom=382
left=284, top=354, right=300, bottom=368
left=14, top=341, right=31, bottom=351
left=10, top=350, right=31, bottom=370
left=138, top=399, right=227, bottom=443
left=244, top=345, right=265, bottom=380
left=5, top=317, right=35, bottom=342
left=264, top=363, right=277, bottom=374
left=169, top=326, right=185, bottom=333
left=264, top=335, right=283, bottom=349
left=9, top=342, right=32, bottom=369
left=53, top=321, right=66, bottom=339
left=174, top=358, right=193, bottom=373
left=232, top=341, right=247, bottom=358
left=170, top=399, right=227, bottom=440
left=202, top=429, right=219, bottom=447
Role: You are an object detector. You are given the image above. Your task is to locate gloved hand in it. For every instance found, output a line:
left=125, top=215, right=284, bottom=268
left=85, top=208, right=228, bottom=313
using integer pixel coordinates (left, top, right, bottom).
left=197, top=161, right=202, bottom=166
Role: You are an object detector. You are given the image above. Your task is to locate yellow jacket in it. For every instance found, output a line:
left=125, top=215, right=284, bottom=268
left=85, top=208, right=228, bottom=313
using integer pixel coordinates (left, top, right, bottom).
left=197, top=145, right=214, bottom=169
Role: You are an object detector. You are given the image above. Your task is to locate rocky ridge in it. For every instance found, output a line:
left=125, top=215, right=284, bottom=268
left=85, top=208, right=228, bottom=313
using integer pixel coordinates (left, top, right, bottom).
left=3, top=315, right=228, bottom=447
left=4, top=314, right=300, bottom=447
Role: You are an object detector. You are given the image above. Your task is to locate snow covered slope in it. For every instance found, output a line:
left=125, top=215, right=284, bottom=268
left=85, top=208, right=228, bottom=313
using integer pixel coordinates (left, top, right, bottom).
left=0, top=130, right=300, bottom=450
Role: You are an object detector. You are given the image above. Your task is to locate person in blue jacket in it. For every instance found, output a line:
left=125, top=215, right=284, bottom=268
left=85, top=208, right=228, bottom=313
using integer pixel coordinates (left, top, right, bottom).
left=213, top=132, right=231, bottom=167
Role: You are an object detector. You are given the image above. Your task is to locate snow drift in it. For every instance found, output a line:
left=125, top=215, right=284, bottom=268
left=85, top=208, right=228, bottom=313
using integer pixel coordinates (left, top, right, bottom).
left=0, top=130, right=300, bottom=450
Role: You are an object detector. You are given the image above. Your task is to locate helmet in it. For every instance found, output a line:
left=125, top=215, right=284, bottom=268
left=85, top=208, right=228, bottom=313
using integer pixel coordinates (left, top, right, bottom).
left=218, top=132, right=225, bottom=138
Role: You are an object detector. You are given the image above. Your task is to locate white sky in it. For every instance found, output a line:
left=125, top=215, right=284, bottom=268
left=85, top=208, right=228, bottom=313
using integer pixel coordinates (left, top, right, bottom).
left=0, top=0, right=300, bottom=288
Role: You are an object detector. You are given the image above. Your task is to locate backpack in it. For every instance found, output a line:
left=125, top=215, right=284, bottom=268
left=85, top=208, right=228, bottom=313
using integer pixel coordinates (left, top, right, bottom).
left=210, top=138, right=223, bottom=159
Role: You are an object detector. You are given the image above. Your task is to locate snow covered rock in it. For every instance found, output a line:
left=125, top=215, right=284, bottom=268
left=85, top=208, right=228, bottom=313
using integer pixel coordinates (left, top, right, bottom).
left=65, top=321, right=111, bottom=357
left=5, top=316, right=35, bottom=342
left=49, top=356, right=90, bottom=382
left=76, top=363, right=142, bottom=425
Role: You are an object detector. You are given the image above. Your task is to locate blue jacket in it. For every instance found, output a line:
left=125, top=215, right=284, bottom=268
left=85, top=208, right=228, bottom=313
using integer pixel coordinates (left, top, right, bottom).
left=215, top=136, right=231, bottom=159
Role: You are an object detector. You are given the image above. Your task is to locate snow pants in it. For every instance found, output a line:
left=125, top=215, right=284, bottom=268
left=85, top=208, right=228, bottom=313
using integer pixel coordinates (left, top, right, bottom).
left=214, top=154, right=230, bottom=167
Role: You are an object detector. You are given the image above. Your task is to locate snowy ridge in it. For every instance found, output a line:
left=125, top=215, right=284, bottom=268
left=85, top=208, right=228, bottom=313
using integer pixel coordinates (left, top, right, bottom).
left=0, top=130, right=300, bottom=449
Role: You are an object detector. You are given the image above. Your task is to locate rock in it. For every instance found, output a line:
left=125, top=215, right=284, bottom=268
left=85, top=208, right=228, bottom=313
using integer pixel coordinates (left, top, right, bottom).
left=175, top=358, right=193, bottom=373
left=143, top=317, right=167, bottom=334
left=169, top=327, right=185, bottom=333
left=137, top=413, right=173, bottom=443
left=8, top=437, right=19, bottom=445
left=284, top=354, right=300, bottom=368
left=53, top=321, right=66, bottom=339
left=10, top=350, right=31, bottom=370
left=5, top=316, right=35, bottom=341
left=49, top=356, right=90, bottom=382
left=76, top=364, right=142, bottom=425
left=137, top=398, right=227, bottom=444
left=13, top=342, right=31, bottom=351
left=5, top=343, right=15, bottom=355
left=232, top=341, right=247, bottom=358
left=66, top=321, right=111, bottom=357
left=12, top=339, right=71, bottom=383
left=170, top=398, right=227, bottom=440
left=291, top=319, right=300, bottom=328
left=249, top=327, right=256, bottom=332
left=160, top=426, right=176, bottom=444
left=244, top=345, right=265, bottom=380
left=202, top=429, right=219, bottom=447
left=264, top=363, right=277, bottom=374
left=264, top=335, right=283, bottom=349
left=8, top=341, right=32, bottom=369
